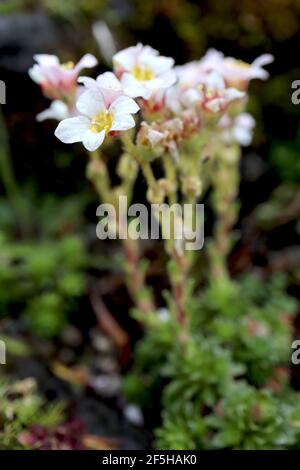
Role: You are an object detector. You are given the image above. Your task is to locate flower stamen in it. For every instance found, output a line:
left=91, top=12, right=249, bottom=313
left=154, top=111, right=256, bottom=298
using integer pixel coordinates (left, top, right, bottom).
left=132, top=64, right=154, bottom=82
left=61, top=61, right=75, bottom=70
left=90, top=111, right=113, bottom=133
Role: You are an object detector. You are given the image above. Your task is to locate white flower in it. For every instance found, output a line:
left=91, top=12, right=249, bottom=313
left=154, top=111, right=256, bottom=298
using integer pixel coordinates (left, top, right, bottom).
left=218, top=112, right=255, bottom=146
left=29, top=53, right=98, bottom=100
left=199, top=49, right=274, bottom=89
left=54, top=80, right=139, bottom=151
left=113, top=43, right=176, bottom=99
left=222, top=54, right=274, bottom=84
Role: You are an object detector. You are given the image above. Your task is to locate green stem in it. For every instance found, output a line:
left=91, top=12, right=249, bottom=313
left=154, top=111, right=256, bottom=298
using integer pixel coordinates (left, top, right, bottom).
left=209, top=145, right=240, bottom=284
left=122, top=132, right=159, bottom=193
left=87, top=149, right=154, bottom=314
left=163, top=154, right=177, bottom=206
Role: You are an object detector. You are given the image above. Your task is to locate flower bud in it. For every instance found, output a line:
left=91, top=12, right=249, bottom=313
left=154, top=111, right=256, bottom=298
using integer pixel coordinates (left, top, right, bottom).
left=181, top=176, right=202, bottom=198
left=146, top=186, right=165, bottom=204
left=157, top=178, right=176, bottom=195
left=117, top=153, right=138, bottom=179
left=86, top=159, right=107, bottom=180
left=137, top=122, right=164, bottom=149
left=222, top=145, right=240, bottom=164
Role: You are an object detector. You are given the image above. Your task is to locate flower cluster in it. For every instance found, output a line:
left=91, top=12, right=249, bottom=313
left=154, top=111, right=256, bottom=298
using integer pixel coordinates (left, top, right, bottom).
left=30, top=44, right=273, bottom=152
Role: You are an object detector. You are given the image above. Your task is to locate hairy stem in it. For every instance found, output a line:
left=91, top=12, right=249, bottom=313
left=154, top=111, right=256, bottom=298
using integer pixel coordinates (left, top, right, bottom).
left=209, top=145, right=240, bottom=283
left=87, top=149, right=154, bottom=314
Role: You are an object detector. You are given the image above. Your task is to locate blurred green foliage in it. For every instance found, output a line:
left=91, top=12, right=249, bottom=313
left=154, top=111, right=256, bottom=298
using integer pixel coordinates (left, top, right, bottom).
left=0, top=0, right=107, bottom=19
left=0, top=232, right=87, bottom=338
left=129, top=0, right=300, bottom=50
left=157, top=382, right=300, bottom=450
left=191, top=274, right=296, bottom=387
left=124, top=274, right=300, bottom=449
left=0, top=376, right=64, bottom=449
left=0, top=109, right=89, bottom=338
left=270, top=127, right=300, bottom=182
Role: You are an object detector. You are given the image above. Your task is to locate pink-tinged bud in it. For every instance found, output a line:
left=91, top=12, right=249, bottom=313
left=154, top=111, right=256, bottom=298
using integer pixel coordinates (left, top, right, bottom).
left=137, top=122, right=164, bottom=148
left=29, top=54, right=98, bottom=102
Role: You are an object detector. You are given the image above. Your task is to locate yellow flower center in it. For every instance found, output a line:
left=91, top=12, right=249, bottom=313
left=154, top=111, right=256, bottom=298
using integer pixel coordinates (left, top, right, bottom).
left=90, top=111, right=113, bottom=133
left=61, top=61, right=75, bottom=70
left=132, top=64, right=154, bottom=81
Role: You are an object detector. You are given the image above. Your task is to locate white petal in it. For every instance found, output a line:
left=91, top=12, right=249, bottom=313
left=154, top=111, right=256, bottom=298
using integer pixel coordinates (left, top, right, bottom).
left=121, top=73, right=150, bottom=98
left=78, top=76, right=98, bottom=89
left=75, top=54, right=98, bottom=72
left=166, top=87, right=182, bottom=113
left=113, top=46, right=137, bottom=71
left=233, top=126, right=252, bottom=146
left=55, top=116, right=90, bottom=143
left=145, top=72, right=176, bottom=92
left=237, top=112, right=255, bottom=129
left=159, top=69, right=177, bottom=88
left=176, top=62, right=198, bottom=84
left=33, top=54, right=60, bottom=66
left=94, top=72, right=124, bottom=106
left=82, top=129, right=105, bottom=151
left=141, top=77, right=163, bottom=91
left=249, top=68, right=269, bottom=80
left=110, top=114, right=135, bottom=131
left=113, top=44, right=158, bottom=71
left=109, top=95, right=139, bottom=115
left=76, top=89, right=106, bottom=117
left=96, top=71, right=122, bottom=90
left=252, top=53, right=274, bottom=69
left=138, top=45, right=159, bottom=62
left=145, top=128, right=164, bottom=147
left=204, top=71, right=225, bottom=90
left=200, top=48, right=224, bottom=69
left=28, top=65, right=43, bottom=84
left=181, top=88, right=201, bottom=106
left=142, top=55, right=174, bottom=75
